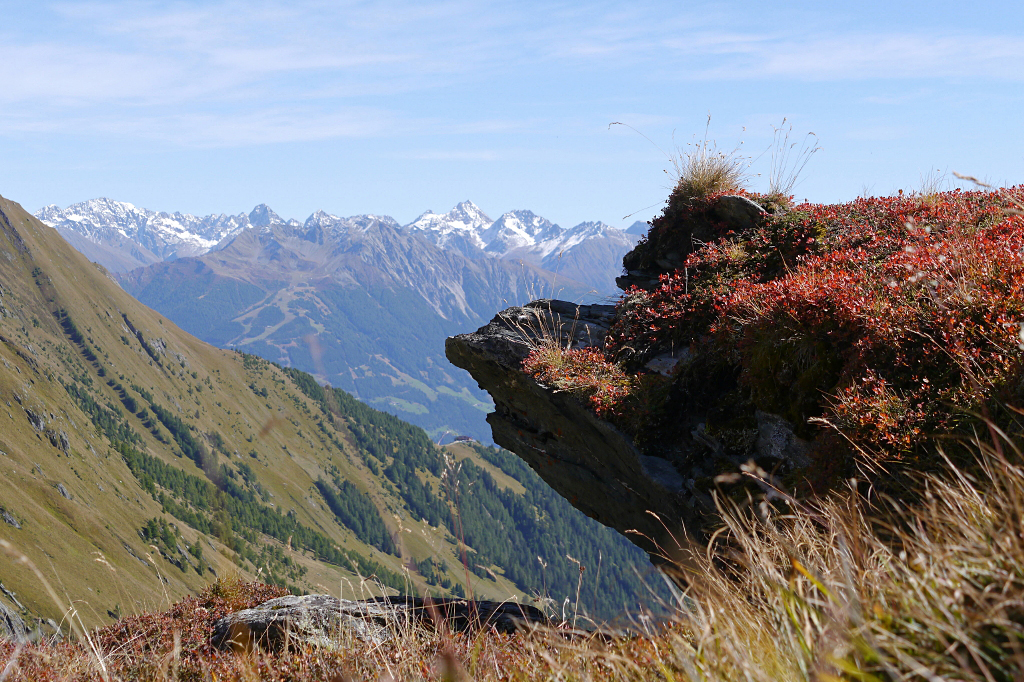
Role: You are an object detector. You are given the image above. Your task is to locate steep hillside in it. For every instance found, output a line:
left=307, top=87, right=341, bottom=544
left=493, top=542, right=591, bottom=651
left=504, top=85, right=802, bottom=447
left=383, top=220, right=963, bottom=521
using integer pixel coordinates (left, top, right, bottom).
left=119, top=214, right=592, bottom=442
left=0, top=194, right=658, bottom=635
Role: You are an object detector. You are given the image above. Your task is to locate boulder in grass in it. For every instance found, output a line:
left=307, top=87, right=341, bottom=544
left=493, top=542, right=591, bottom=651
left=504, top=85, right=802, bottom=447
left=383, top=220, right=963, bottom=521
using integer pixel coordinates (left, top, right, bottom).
left=0, top=602, right=27, bottom=643
left=212, top=595, right=547, bottom=653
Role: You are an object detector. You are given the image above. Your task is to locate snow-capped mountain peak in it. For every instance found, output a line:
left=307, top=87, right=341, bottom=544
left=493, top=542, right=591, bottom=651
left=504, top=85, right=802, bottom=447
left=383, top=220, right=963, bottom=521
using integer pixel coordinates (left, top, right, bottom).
left=248, top=204, right=286, bottom=228
left=344, top=214, right=401, bottom=232
left=405, top=201, right=493, bottom=253
left=36, top=199, right=283, bottom=269
left=448, top=200, right=491, bottom=227
left=300, top=211, right=400, bottom=235
left=303, top=209, right=339, bottom=230
left=480, top=210, right=562, bottom=256
left=42, top=198, right=148, bottom=237
left=37, top=197, right=638, bottom=294
left=407, top=201, right=492, bottom=232
left=555, top=221, right=621, bottom=251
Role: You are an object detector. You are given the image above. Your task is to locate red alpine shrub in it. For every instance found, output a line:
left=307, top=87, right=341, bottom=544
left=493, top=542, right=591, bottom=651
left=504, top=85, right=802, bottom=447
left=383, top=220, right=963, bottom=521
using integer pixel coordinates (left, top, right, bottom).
left=528, top=187, right=1024, bottom=459
left=522, top=345, right=632, bottom=417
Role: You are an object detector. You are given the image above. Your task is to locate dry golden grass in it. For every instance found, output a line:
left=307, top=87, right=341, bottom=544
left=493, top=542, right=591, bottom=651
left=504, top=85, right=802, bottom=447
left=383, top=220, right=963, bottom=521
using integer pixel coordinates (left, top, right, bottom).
left=5, top=433, right=1024, bottom=680
left=668, top=138, right=748, bottom=208
left=767, top=119, right=820, bottom=198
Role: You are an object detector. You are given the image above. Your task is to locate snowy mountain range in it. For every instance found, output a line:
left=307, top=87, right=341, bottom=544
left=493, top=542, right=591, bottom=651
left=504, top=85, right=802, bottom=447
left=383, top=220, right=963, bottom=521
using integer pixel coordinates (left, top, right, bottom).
left=35, top=196, right=652, bottom=440
left=36, top=198, right=309, bottom=272
left=37, top=198, right=646, bottom=294
left=405, top=201, right=643, bottom=293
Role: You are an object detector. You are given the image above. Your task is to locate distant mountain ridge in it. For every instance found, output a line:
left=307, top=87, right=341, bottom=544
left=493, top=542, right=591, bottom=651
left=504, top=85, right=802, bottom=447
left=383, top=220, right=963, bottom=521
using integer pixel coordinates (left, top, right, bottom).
left=37, top=199, right=640, bottom=295
left=36, top=198, right=302, bottom=269
left=406, top=201, right=639, bottom=293
left=39, top=197, right=641, bottom=440
left=117, top=210, right=594, bottom=442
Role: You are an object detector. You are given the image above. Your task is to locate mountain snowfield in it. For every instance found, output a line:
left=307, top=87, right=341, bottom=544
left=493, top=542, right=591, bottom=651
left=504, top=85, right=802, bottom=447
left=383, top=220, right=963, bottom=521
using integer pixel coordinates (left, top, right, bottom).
left=37, top=198, right=643, bottom=295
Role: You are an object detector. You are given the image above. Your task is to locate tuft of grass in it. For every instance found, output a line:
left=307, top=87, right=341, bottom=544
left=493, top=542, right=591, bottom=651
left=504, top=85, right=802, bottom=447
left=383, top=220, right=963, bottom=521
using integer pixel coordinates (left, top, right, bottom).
left=767, top=118, right=820, bottom=199
left=916, top=167, right=949, bottom=203
left=669, top=117, right=749, bottom=208
left=652, top=433, right=1024, bottom=681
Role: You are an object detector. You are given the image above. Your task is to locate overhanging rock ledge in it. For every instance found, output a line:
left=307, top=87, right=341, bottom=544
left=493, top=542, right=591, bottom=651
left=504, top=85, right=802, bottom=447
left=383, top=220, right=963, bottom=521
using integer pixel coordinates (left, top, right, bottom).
left=445, top=300, right=710, bottom=565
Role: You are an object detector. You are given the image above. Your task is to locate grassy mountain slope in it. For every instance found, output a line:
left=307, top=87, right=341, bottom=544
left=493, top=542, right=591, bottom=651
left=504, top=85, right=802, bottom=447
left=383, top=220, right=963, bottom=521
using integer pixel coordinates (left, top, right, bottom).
left=0, top=194, right=654, bottom=634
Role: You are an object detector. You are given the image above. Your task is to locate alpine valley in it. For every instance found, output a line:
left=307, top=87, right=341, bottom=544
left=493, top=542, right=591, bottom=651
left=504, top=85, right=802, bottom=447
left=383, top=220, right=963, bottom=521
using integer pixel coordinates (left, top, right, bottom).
left=38, top=199, right=643, bottom=442
left=0, top=193, right=658, bottom=638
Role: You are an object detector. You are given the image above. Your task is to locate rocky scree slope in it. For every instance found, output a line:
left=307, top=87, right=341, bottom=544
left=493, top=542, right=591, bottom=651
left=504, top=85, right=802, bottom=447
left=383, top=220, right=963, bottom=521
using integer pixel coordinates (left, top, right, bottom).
left=0, top=194, right=655, bottom=636
left=448, top=188, right=1024, bottom=569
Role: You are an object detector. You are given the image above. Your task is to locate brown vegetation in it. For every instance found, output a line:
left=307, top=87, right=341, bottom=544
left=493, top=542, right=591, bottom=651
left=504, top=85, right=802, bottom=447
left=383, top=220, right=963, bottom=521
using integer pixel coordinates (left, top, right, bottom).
left=3, top=430, right=1024, bottom=680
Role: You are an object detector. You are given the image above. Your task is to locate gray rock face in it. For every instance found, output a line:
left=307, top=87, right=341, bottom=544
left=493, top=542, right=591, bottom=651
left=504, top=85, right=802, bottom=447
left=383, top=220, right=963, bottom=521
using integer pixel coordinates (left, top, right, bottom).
left=46, top=429, right=70, bottom=453
left=1, top=509, right=20, bottom=529
left=0, top=584, right=25, bottom=614
left=712, top=195, right=768, bottom=231
left=0, top=602, right=27, bottom=643
left=755, top=410, right=812, bottom=468
left=24, top=408, right=44, bottom=431
left=446, top=299, right=818, bottom=569
left=212, top=595, right=547, bottom=653
left=446, top=300, right=705, bottom=563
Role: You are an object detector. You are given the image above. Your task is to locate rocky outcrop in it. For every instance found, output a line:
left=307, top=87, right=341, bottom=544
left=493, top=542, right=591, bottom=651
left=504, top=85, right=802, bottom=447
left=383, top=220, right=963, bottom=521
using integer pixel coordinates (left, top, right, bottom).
left=47, top=428, right=70, bottom=454
left=618, top=195, right=767, bottom=291
left=0, top=602, right=27, bottom=643
left=447, top=301, right=710, bottom=563
left=25, top=408, right=44, bottom=431
left=444, top=194, right=830, bottom=570
left=1, top=509, right=20, bottom=529
left=447, top=297, right=818, bottom=569
left=212, top=595, right=548, bottom=652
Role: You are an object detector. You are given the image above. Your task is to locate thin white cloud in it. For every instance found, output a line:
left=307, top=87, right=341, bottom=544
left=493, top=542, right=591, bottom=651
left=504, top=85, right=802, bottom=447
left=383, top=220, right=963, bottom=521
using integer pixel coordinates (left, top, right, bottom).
left=653, top=30, right=1024, bottom=81
left=1, top=1, right=1021, bottom=148
left=401, top=150, right=500, bottom=161
left=0, top=105, right=397, bottom=146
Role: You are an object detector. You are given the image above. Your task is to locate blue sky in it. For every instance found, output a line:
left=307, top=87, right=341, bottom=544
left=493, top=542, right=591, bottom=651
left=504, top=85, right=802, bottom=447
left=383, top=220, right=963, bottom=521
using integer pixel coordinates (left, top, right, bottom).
left=1, top=0, right=1022, bottom=228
